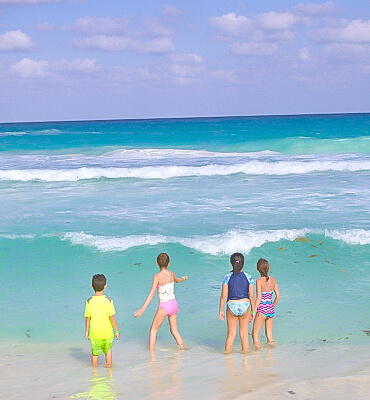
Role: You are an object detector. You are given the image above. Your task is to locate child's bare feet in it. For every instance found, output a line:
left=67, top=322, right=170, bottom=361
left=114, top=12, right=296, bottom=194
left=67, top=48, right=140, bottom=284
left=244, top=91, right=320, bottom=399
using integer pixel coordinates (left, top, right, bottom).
left=267, top=340, right=276, bottom=346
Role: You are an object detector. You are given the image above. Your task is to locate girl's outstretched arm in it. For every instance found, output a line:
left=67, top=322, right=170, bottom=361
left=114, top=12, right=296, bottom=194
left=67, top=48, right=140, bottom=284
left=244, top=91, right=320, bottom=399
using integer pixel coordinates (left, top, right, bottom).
left=273, top=281, right=280, bottom=307
left=219, top=284, right=228, bottom=321
left=174, top=273, right=188, bottom=283
left=134, top=275, right=159, bottom=318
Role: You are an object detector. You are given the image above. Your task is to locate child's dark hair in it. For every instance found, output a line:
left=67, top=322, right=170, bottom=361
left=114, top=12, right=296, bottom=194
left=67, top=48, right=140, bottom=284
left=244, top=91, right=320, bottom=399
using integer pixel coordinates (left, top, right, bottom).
left=157, top=253, right=170, bottom=269
left=230, top=252, right=244, bottom=275
left=92, top=274, right=107, bottom=292
left=257, top=258, right=270, bottom=281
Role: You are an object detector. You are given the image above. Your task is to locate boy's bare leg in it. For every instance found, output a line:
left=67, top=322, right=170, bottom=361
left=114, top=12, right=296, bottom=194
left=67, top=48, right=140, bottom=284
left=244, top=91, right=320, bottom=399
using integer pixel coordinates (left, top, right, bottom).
left=91, top=354, right=99, bottom=366
left=149, top=307, right=167, bottom=350
left=225, top=307, right=238, bottom=353
left=168, top=314, right=184, bottom=347
left=239, top=310, right=250, bottom=352
left=105, top=348, right=112, bottom=366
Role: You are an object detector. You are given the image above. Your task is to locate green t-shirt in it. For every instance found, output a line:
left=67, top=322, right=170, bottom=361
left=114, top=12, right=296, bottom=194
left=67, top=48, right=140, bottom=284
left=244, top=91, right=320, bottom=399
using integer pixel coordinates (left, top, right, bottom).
left=84, top=295, right=116, bottom=340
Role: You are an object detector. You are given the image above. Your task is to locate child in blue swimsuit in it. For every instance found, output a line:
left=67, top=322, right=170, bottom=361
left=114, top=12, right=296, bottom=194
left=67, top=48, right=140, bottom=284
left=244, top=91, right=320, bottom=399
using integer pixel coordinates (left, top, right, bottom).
left=219, top=253, right=256, bottom=353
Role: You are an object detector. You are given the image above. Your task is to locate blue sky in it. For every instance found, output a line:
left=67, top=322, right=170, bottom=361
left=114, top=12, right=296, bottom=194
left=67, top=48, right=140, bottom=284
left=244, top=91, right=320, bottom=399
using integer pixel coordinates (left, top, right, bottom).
left=0, top=0, right=369, bottom=122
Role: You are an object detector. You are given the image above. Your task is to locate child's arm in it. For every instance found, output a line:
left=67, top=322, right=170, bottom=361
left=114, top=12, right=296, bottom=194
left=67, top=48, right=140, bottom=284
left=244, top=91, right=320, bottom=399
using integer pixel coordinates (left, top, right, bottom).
left=85, top=317, right=90, bottom=340
left=248, top=284, right=256, bottom=319
left=109, top=315, right=120, bottom=339
left=134, top=275, right=159, bottom=318
left=273, top=280, right=280, bottom=307
left=173, top=273, right=188, bottom=283
left=219, top=284, right=228, bottom=321
left=254, top=280, right=262, bottom=313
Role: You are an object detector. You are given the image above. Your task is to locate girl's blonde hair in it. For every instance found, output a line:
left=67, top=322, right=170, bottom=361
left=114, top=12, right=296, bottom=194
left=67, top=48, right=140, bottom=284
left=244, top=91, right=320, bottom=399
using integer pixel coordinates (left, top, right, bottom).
left=257, top=258, right=270, bottom=281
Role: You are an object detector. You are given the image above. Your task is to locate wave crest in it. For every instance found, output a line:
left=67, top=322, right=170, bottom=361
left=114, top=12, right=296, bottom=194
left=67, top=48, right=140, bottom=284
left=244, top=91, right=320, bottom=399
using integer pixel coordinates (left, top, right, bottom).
left=60, top=229, right=369, bottom=256
left=1, top=159, right=369, bottom=182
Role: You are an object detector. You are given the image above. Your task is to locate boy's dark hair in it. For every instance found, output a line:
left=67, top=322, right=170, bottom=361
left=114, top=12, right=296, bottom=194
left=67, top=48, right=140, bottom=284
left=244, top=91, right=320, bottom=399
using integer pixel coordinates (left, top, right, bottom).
left=157, top=253, right=170, bottom=268
left=92, top=274, right=107, bottom=292
left=230, top=252, right=244, bottom=275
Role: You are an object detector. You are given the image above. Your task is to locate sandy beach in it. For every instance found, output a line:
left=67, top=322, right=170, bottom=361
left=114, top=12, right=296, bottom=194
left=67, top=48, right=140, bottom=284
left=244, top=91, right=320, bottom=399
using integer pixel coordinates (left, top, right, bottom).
left=1, top=340, right=369, bottom=399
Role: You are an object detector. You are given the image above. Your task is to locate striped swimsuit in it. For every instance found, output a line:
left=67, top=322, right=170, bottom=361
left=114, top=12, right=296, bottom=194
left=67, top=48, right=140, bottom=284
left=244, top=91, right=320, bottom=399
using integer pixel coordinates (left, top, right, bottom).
left=257, top=279, right=275, bottom=319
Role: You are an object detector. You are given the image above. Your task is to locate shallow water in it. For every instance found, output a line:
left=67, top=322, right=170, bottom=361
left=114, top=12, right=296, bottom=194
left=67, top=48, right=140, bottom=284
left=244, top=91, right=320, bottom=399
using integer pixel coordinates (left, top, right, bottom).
left=0, top=114, right=369, bottom=398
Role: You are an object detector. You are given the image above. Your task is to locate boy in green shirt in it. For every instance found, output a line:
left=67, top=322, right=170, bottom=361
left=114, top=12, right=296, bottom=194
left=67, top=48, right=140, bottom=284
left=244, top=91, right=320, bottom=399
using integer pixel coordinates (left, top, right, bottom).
left=85, top=274, right=120, bottom=366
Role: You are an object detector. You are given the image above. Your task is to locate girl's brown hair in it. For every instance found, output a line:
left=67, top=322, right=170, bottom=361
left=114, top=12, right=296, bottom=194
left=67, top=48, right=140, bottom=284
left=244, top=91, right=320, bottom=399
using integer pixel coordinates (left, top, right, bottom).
left=257, top=258, right=270, bottom=281
left=157, top=253, right=170, bottom=269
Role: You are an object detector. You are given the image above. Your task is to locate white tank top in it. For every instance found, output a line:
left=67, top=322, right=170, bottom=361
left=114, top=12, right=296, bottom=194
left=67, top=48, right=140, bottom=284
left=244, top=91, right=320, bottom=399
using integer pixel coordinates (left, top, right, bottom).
left=157, top=272, right=175, bottom=302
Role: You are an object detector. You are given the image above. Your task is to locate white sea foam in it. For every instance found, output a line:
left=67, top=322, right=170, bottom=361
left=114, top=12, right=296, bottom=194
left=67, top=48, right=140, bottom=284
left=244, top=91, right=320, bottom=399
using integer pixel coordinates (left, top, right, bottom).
left=61, top=232, right=168, bottom=251
left=1, top=159, right=369, bottom=181
left=0, top=234, right=35, bottom=239
left=102, top=148, right=278, bottom=159
left=324, top=229, right=370, bottom=246
left=60, top=229, right=369, bottom=256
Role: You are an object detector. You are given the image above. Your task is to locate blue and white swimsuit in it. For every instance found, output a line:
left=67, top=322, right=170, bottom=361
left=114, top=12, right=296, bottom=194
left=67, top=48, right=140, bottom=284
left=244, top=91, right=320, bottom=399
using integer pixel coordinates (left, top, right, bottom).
left=223, top=271, right=255, bottom=316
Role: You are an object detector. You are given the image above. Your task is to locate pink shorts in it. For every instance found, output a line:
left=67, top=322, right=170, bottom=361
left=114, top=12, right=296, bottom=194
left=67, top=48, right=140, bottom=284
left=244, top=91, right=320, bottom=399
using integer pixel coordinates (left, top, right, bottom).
left=159, top=299, right=179, bottom=316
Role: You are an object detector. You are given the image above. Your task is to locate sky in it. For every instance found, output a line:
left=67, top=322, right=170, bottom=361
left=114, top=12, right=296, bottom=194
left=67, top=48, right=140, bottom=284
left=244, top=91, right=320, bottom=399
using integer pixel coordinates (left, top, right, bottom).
left=0, top=0, right=369, bottom=122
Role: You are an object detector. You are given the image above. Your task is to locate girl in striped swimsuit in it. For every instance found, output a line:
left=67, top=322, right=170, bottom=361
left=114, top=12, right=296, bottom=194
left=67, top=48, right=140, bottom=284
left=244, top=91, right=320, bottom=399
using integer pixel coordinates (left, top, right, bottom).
left=252, top=258, right=280, bottom=348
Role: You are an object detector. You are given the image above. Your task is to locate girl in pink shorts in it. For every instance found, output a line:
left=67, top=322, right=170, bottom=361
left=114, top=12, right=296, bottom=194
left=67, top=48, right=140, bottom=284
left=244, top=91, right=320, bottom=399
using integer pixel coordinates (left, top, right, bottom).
left=134, top=253, right=188, bottom=350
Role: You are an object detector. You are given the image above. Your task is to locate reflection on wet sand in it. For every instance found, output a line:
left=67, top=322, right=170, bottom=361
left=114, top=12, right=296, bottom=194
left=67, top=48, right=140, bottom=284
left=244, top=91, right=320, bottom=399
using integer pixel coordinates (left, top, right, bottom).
left=220, top=346, right=278, bottom=399
left=70, top=367, right=119, bottom=399
left=149, top=349, right=184, bottom=400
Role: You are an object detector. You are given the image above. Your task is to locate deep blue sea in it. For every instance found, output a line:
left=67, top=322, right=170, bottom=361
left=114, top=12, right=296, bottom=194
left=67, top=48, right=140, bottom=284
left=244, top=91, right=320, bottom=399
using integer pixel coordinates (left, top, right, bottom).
left=0, top=113, right=369, bottom=345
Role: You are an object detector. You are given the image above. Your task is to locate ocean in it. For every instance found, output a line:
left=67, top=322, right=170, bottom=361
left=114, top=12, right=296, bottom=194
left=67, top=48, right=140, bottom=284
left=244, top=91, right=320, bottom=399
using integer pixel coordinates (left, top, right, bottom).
left=0, top=113, right=369, bottom=399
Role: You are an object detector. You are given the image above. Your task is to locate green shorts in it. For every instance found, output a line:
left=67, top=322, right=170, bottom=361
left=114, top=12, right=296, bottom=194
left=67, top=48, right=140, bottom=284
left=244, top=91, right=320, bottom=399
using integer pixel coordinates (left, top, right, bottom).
left=90, top=338, right=114, bottom=356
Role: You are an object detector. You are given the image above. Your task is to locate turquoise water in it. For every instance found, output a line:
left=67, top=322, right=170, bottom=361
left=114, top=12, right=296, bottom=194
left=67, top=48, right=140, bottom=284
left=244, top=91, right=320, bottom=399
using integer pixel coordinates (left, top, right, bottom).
left=0, top=113, right=369, bottom=348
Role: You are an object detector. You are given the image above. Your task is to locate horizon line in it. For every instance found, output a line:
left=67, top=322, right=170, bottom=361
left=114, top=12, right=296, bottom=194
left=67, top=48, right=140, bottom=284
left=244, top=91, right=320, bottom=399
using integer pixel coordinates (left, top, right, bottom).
left=1, top=111, right=369, bottom=125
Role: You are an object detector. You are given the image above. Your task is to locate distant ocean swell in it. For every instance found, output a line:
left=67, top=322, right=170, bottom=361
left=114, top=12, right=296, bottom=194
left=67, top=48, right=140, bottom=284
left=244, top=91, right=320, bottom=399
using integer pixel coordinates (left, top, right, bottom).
left=2, top=229, right=366, bottom=256
left=1, top=160, right=369, bottom=182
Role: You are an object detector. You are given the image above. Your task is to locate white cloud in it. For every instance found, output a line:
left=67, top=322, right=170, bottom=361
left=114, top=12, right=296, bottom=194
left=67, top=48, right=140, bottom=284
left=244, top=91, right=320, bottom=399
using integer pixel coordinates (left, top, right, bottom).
left=73, top=35, right=136, bottom=51
left=298, top=46, right=311, bottom=62
left=256, top=12, right=310, bottom=31
left=74, top=34, right=174, bottom=54
left=0, top=30, right=33, bottom=51
left=230, top=42, right=278, bottom=56
left=291, top=1, right=336, bottom=16
left=11, top=58, right=49, bottom=78
left=210, top=11, right=310, bottom=38
left=11, top=57, right=99, bottom=78
left=56, top=58, right=99, bottom=73
left=74, top=17, right=129, bottom=35
left=167, top=53, right=204, bottom=84
left=209, top=13, right=253, bottom=36
left=311, top=19, right=370, bottom=43
left=168, top=53, right=203, bottom=64
left=140, top=37, right=175, bottom=54
left=162, top=5, right=184, bottom=17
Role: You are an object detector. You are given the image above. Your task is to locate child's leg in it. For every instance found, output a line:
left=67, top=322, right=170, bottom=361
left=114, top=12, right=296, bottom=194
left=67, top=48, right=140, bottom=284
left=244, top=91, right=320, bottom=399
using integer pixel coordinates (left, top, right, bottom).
left=265, top=317, right=275, bottom=344
left=252, top=313, right=265, bottom=347
left=149, top=307, right=167, bottom=350
left=225, top=306, right=238, bottom=353
left=105, top=347, right=112, bottom=366
left=239, top=309, right=251, bottom=352
left=168, top=313, right=184, bottom=347
left=91, top=354, right=99, bottom=366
